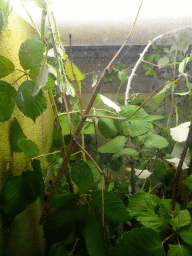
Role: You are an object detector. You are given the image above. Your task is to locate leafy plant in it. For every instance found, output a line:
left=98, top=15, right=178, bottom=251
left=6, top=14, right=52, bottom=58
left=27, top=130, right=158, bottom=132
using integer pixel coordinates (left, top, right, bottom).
left=1, top=0, right=192, bottom=255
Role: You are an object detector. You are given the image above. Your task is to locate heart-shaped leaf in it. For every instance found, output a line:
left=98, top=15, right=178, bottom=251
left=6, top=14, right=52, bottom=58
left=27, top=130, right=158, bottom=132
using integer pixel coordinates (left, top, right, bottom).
left=0, top=81, right=16, bottom=121
left=16, top=80, right=47, bottom=122
left=0, top=55, right=15, bottom=78
left=19, top=36, right=44, bottom=71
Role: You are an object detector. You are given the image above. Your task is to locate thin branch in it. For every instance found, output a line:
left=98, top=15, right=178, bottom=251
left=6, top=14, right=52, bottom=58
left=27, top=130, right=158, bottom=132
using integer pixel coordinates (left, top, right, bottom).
left=171, top=121, right=192, bottom=211
left=125, top=26, right=192, bottom=104
left=63, top=94, right=73, bottom=132
left=162, top=232, right=175, bottom=245
left=69, top=34, right=83, bottom=116
left=19, top=0, right=41, bottom=38
left=32, top=150, right=61, bottom=159
left=75, top=140, right=104, bottom=176
left=125, top=76, right=179, bottom=120
left=130, top=157, right=136, bottom=194
left=39, top=0, right=143, bottom=225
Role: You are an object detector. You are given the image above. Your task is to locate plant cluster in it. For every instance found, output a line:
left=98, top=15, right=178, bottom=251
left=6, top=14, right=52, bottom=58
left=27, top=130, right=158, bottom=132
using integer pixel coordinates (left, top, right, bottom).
left=1, top=0, right=192, bottom=255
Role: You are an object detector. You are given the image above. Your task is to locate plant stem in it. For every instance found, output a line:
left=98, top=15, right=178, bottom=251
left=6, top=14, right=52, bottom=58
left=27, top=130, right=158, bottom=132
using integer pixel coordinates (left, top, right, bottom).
left=39, top=0, right=143, bottom=225
left=19, top=0, right=41, bottom=38
left=171, top=121, right=192, bottom=211
left=130, top=157, right=136, bottom=194
left=125, top=26, right=192, bottom=104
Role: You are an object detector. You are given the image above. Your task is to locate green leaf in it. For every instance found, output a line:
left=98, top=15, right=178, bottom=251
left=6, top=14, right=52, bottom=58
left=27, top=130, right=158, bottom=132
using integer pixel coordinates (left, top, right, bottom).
left=155, top=53, right=161, bottom=62
left=144, top=134, right=169, bottom=149
left=128, top=192, right=168, bottom=233
left=158, top=199, right=171, bottom=219
left=143, top=63, right=152, bottom=71
left=0, top=55, right=15, bottom=78
left=10, top=118, right=39, bottom=157
left=0, top=176, right=27, bottom=217
left=16, top=80, right=47, bottom=122
left=65, top=60, right=84, bottom=82
left=59, top=114, right=70, bottom=135
left=43, top=205, right=80, bottom=245
left=149, top=159, right=174, bottom=182
left=117, top=70, right=128, bottom=83
left=179, top=220, right=192, bottom=246
left=114, top=181, right=129, bottom=193
left=167, top=245, right=192, bottom=256
left=50, top=193, right=79, bottom=212
left=32, top=62, right=50, bottom=95
left=153, top=92, right=165, bottom=105
left=145, top=115, right=165, bottom=122
left=170, top=210, right=191, bottom=230
left=71, top=160, right=94, bottom=193
left=145, top=70, right=154, bottom=76
left=19, top=36, right=44, bottom=71
left=147, top=54, right=155, bottom=63
left=184, top=174, right=192, bottom=192
left=108, top=182, right=115, bottom=192
left=83, top=121, right=95, bottom=135
left=0, top=81, right=16, bottom=121
left=179, top=56, right=190, bottom=74
left=93, top=191, right=130, bottom=223
left=86, top=160, right=101, bottom=183
left=0, top=159, right=44, bottom=218
left=114, top=105, right=153, bottom=137
left=104, top=68, right=115, bottom=82
left=158, top=56, right=170, bottom=67
left=42, top=73, right=55, bottom=90
left=98, top=117, right=118, bottom=139
left=98, top=136, right=127, bottom=154
left=113, top=147, right=138, bottom=158
left=59, top=114, right=79, bottom=136
left=113, top=227, right=166, bottom=256
left=85, top=211, right=107, bottom=256
left=21, top=170, right=43, bottom=204
left=17, top=137, right=39, bottom=158
left=10, top=118, right=26, bottom=152
left=153, top=78, right=178, bottom=105
left=118, top=105, right=149, bottom=120
left=48, top=245, right=69, bottom=256
left=119, top=120, right=153, bottom=137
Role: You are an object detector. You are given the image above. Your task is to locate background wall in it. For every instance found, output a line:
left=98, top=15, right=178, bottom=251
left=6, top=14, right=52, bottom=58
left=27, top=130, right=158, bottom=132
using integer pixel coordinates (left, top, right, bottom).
left=0, top=11, right=54, bottom=255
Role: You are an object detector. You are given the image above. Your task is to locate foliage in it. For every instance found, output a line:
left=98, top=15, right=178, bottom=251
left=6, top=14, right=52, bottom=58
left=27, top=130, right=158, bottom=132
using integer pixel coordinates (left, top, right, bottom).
left=1, top=0, right=192, bottom=255
left=0, top=0, right=12, bottom=30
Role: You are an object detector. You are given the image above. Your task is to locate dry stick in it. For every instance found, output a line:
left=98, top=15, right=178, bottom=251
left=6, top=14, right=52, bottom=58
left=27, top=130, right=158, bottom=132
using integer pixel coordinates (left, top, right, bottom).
left=127, top=77, right=179, bottom=119
left=125, top=26, right=192, bottom=105
left=69, top=34, right=83, bottom=116
left=75, top=140, right=104, bottom=175
left=63, top=94, right=73, bottom=132
left=171, top=121, right=192, bottom=211
left=39, top=0, right=143, bottom=225
left=130, top=157, right=136, bottom=194
left=69, top=34, right=86, bottom=161
left=85, top=77, right=179, bottom=121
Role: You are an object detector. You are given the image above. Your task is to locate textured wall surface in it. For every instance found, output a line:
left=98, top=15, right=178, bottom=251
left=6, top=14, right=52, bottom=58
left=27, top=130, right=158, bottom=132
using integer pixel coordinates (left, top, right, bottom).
left=0, top=11, right=54, bottom=255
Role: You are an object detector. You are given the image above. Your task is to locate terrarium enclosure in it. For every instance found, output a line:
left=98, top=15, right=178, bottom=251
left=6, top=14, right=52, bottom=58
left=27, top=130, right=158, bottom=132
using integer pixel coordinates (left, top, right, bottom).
left=1, top=0, right=192, bottom=255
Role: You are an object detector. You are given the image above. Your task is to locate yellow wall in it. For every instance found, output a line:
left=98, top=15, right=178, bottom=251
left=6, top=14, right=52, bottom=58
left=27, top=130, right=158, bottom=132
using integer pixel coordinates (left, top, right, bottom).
left=0, top=11, right=54, bottom=255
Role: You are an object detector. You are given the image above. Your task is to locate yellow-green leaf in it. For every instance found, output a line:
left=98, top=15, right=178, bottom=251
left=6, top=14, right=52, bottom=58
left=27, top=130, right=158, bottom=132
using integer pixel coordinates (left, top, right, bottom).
left=65, top=60, right=84, bottom=82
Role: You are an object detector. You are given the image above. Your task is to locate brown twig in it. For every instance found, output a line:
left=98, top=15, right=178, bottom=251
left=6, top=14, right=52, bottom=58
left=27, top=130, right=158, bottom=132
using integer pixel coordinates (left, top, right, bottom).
left=69, top=34, right=83, bottom=116
left=171, top=121, right=192, bottom=211
left=74, top=140, right=104, bottom=176
left=130, top=157, right=136, bottom=194
left=39, top=0, right=143, bottom=225
left=63, top=94, right=73, bottom=132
